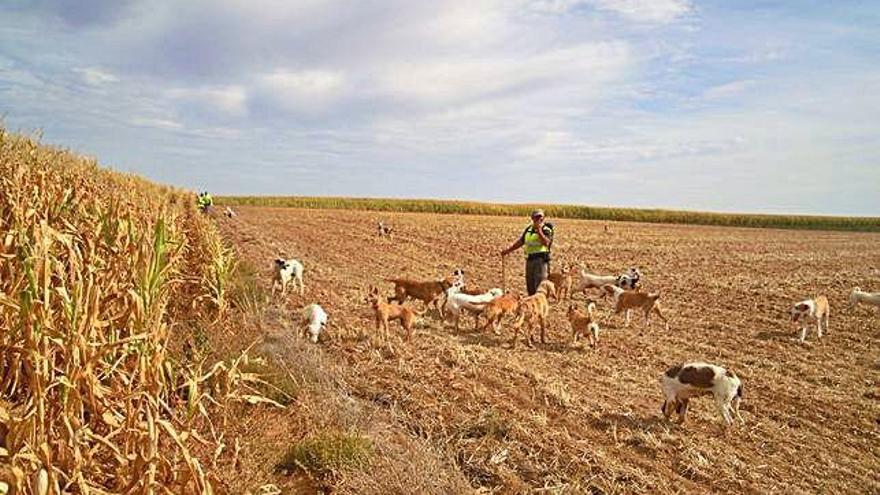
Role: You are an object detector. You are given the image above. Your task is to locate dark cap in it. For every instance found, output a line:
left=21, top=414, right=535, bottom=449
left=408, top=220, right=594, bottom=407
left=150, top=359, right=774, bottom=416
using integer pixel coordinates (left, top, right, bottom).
left=530, top=209, right=545, bottom=218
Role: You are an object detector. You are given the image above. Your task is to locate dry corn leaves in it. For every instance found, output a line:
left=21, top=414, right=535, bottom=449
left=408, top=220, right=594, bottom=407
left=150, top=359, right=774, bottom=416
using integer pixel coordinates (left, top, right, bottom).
left=0, top=130, right=279, bottom=494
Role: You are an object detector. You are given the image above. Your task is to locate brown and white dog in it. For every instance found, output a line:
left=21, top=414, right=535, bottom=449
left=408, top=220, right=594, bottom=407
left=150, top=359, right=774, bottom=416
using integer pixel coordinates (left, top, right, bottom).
left=377, top=221, right=393, bottom=237
left=512, top=280, right=556, bottom=347
left=366, top=286, right=424, bottom=342
left=567, top=299, right=600, bottom=347
left=573, top=266, right=641, bottom=296
left=480, top=293, right=521, bottom=335
left=790, top=296, right=830, bottom=342
left=603, top=284, right=669, bottom=330
left=385, top=276, right=454, bottom=317
left=443, top=286, right=504, bottom=333
left=660, top=362, right=743, bottom=426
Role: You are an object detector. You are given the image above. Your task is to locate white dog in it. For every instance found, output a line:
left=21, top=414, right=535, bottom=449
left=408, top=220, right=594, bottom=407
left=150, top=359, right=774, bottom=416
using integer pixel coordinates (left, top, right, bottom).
left=573, top=266, right=641, bottom=295
left=301, top=303, right=327, bottom=343
left=660, top=362, right=743, bottom=426
left=790, top=296, right=830, bottom=342
left=850, top=287, right=880, bottom=312
left=273, top=258, right=305, bottom=296
left=444, top=286, right=503, bottom=333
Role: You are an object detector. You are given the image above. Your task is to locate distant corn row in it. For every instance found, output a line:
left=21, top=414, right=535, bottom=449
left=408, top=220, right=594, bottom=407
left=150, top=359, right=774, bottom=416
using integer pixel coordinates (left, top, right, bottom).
left=0, top=129, right=272, bottom=494
left=219, top=196, right=880, bottom=232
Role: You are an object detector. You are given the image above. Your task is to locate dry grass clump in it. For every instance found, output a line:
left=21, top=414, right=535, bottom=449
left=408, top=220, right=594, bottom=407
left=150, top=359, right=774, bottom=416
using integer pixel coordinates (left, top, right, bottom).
left=0, top=129, right=276, bottom=493
left=277, top=432, right=372, bottom=477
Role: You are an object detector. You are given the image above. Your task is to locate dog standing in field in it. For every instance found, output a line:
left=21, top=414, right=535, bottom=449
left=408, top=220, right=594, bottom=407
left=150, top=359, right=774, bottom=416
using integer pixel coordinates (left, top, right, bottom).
left=480, top=293, right=521, bottom=335
left=512, top=280, right=556, bottom=347
left=366, top=286, right=423, bottom=341
left=444, top=286, right=503, bottom=333
left=377, top=221, right=393, bottom=237
left=573, top=266, right=641, bottom=296
left=603, top=284, right=669, bottom=330
left=273, top=258, right=305, bottom=296
left=850, top=287, right=880, bottom=313
left=568, top=299, right=600, bottom=348
left=301, top=303, right=327, bottom=343
left=386, top=276, right=453, bottom=317
left=548, top=264, right=574, bottom=301
left=660, top=362, right=744, bottom=427
left=224, top=206, right=236, bottom=218
left=790, top=296, right=830, bottom=342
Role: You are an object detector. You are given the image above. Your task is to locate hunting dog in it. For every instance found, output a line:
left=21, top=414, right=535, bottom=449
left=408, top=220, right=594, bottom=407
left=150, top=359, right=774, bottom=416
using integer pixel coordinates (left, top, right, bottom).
left=301, top=303, right=327, bottom=343
left=603, top=285, right=669, bottom=330
left=850, top=287, right=880, bottom=313
left=386, top=276, right=454, bottom=317
left=366, top=286, right=424, bottom=342
left=273, top=258, right=305, bottom=296
left=568, top=299, right=600, bottom=348
left=377, top=221, right=393, bottom=237
left=444, top=286, right=503, bottom=333
left=480, top=293, right=521, bottom=335
left=573, top=266, right=641, bottom=296
left=790, top=296, right=830, bottom=342
left=547, top=264, right=574, bottom=301
left=512, top=280, right=556, bottom=347
left=661, top=362, right=744, bottom=426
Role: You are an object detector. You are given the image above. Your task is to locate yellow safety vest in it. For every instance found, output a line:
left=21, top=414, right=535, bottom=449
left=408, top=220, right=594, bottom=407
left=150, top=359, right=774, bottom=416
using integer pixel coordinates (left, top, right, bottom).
left=523, top=224, right=552, bottom=257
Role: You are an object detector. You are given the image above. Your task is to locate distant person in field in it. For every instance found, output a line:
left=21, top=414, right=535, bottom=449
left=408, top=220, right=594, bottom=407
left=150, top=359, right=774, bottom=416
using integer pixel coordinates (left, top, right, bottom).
left=500, top=209, right=554, bottom=295
left=197, top=191, right=213, bottom=213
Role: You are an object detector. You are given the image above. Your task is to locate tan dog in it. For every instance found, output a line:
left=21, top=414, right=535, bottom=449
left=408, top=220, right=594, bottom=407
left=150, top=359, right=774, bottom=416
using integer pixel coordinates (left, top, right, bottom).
left=386, top=276, right=453, bottom=316
left=366, top=286, right=424, bottom=341
left=790, top=296, right=830, bottom=342
left=568, top=299, right=600, bottom=347
left=512, top=280, right=556, bottom=347
left=603, top=285, right=669, bottom=330
left=547, top=264, right=574, bottom=301
left=480, top=293, right=521, bottom=334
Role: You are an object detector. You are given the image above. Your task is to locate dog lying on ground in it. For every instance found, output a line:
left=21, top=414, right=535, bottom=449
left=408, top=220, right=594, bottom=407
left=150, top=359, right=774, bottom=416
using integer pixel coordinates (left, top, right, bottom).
left=386, top=276, right=453, bottom=317
left=366, top=286, right=424, bottom=341
left=790, top=296, right=830, bottom=342
left=273, top=258, right=305, bottom=296
left=573, top=266, right=641, bottom=296
left=444, top=286, right=503, bottom=333
left=660, top=362, right=743, bottom=426
left=547, top=264, right=574, bottom=301
left=512, top=280, right=556, bottom=347
left=568, top=299, right=600, bottom=348
left=480, top=293, right=521, bottom=335
left=850, top=287, right=880, bottom=313
left=301, top=303, right=327, bottom=343
left=603, top=284, right=669, bottom=330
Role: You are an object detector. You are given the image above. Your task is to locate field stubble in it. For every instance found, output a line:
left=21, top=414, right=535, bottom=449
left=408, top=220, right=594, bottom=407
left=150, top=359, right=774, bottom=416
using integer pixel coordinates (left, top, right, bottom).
left=217, top=206, right=880, bottom=494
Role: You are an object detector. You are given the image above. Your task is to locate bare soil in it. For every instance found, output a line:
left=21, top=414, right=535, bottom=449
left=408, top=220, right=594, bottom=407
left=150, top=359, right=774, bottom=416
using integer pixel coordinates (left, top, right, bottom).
left=216, top=206, right=880, bottom=494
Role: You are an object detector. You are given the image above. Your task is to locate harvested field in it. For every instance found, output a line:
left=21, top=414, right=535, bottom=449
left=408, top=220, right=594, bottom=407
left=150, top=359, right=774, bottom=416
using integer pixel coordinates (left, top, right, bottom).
left=217, top=205, right=880, bottom=494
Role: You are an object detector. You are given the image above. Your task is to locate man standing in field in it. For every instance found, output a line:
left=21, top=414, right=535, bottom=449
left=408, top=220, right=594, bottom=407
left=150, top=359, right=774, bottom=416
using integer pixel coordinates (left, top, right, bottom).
left=500, top=209, right=554, bottom=295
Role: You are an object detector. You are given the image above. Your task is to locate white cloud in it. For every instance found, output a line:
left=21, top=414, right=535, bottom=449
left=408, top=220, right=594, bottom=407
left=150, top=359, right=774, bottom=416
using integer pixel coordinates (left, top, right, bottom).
left=528, top=0, right=692, bottom=22
left=129, top=117, right=183, bottom=130
left=168, top=85, right=248, bottom=115
left=702, top=79, right=756, bottom=100
left=73, top=67, right=119, bottom=85
left=256, top=69, right=346, bottom=111
left=378, top=41, right=630, bottom=106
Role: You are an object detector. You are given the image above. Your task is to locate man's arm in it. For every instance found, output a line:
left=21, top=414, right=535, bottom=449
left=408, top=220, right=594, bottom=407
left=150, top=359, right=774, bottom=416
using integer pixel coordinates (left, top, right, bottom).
left=534, top=224, right=552, bottom=247
left=501, top=237, right=524, bottom=256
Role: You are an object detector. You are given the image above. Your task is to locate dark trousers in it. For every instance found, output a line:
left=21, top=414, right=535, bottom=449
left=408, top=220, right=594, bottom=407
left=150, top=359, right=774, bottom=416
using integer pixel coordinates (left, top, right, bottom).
left=526, top=256, right=550, bottom=295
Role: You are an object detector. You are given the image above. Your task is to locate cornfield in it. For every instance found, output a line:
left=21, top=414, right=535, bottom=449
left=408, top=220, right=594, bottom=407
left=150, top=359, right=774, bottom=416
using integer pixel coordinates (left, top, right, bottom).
left=0, top=129, right=276, bottom=494
left=219, top=196, right=880, bottom=232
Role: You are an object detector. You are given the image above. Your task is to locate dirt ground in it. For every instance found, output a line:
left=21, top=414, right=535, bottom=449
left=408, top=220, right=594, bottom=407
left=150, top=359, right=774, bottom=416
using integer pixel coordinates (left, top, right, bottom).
left=216, top=206, right=880, bottom=494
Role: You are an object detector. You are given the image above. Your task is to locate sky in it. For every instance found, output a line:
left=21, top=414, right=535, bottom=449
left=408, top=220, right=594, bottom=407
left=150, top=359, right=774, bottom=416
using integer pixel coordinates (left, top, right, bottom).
left=1, top=0, right=878, bottom=215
